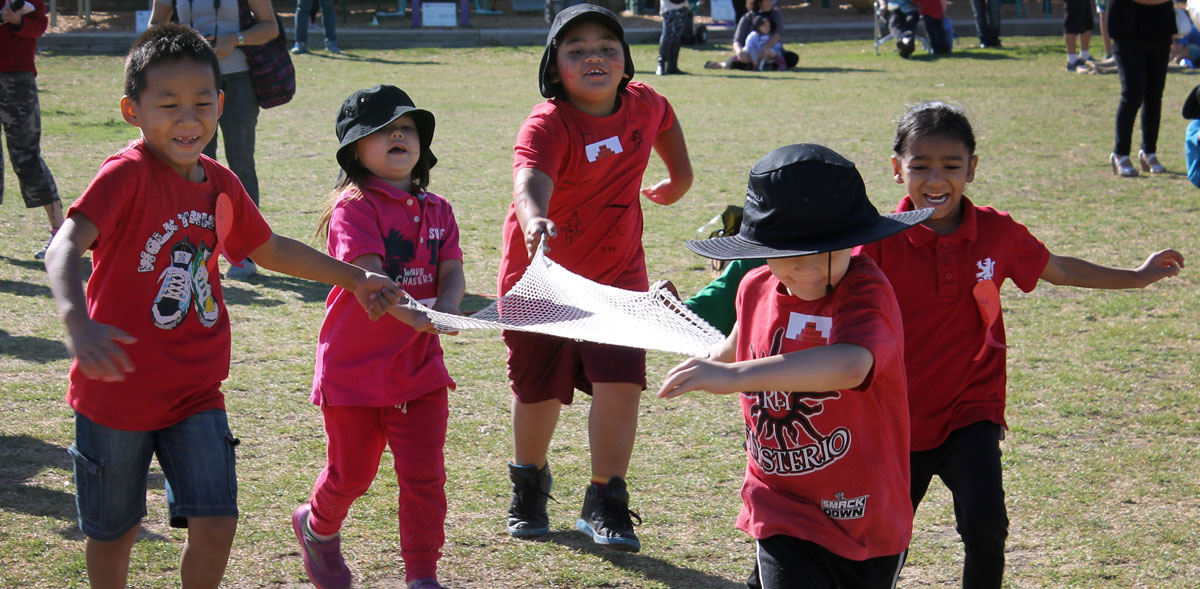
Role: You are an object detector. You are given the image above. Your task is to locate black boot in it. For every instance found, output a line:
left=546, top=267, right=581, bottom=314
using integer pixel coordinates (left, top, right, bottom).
left=507, top=462, right=553, bottom=538
left=575, top=476, right=641, bottom=552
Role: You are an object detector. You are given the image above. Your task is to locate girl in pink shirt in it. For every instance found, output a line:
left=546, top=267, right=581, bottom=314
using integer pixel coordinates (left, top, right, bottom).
left=291, top=85, right=465, bottom=589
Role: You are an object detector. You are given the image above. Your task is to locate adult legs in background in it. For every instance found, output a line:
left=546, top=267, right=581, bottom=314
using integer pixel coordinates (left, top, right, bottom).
left=204, top=72, right=260, bottom=206
left=1137, top=41, right=1171, bottom=155
left=658, top=7, right=688, bottom=74
left=970, top=0, right=1001, bottom=46
left=1113, top=40, right=1148, bottom=157
left=0, top=71, right=63, bottom=257
left=923, top=14, right=951, bottom=54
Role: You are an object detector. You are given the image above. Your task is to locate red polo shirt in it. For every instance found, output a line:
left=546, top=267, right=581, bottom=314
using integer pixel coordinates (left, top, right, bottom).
left=856, top=196, right=1049, bottom=452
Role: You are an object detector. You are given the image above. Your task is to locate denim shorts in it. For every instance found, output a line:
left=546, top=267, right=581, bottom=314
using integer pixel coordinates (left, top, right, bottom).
left=69, top=409, right=239, bottom=541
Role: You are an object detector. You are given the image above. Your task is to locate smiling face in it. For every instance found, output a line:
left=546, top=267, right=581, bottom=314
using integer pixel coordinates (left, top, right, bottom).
left=354, top=115, right=420, bottom=192
left=552, top=21, right=628, bottom=116
left=767, top=249, right=852, bottom=301
left=891, top=133, right=977, bottom=235
left=121, top=58, right=222, bottom=182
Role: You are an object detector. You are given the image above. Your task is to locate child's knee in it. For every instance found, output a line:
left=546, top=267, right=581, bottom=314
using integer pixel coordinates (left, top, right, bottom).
left=186, top=515, right=238, bottom=547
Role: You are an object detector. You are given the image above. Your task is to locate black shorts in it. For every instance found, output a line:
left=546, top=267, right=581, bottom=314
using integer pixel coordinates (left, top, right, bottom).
left=1064, top=0, right=1094, bottom=34
left=747, top=535, right=905, bottom=589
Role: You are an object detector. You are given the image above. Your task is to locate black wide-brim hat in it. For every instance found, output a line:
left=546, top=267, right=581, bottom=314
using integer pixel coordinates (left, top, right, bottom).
left=1184, top=83, right=1200, bottom=119
left=335, top=84, right=436, bottom=175
left=686, top=144, right=933, bottom=260
left=538, top=4, right=634, bottom=100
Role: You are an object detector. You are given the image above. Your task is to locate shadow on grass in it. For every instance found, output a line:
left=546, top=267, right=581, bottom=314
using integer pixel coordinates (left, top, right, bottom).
left=220, top=272, right=333, bottom=307
left=303, top=51, right=440, bottom=66
left=0, top=435, right=77, bottom=522
left=0, top=277, right=51, bottom=298
left=909, top=50, right=1016, bottom=61
left=0, top=328, right=70, bottom=362
left=463, top=292, right=497, bottom=314
left=0, top=253, right=92, bottom=279
left=544, top=530, right=743, bottom=589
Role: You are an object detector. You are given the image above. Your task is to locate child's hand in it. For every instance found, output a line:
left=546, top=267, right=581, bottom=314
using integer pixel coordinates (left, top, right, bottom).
left=389, top=302, right=439, bottom=334
left=524, top=218, right=556, bottom=258
left=641, top=178, right=686, bottom=205
left=64, top=317, right=138, bottom=382
left=657, top=357, right=738, bottom=399
left=651, top=279, right=682, bottom=301
left=353, top=272, right=404, bottom=321
left=1135, top=249, right=1185, bottom=285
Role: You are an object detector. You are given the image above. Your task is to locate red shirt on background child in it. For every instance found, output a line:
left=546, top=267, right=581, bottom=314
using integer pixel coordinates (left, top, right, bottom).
left=856, top=195, right=1049, bottom=451
left=66, top=140, right=271, bottom=431
left=734, top=258, right=913, bottom=561
left=500, top=80, right=676, bottom=293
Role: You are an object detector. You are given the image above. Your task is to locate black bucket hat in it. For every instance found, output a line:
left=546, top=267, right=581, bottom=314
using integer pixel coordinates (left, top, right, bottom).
left=335, top=85, right=436, bottom=175
left=1184, top=83, right=1200, bottom=119
left=538, top=4, right=635, bottom=100
left=686, top=144, right=933, bottom=260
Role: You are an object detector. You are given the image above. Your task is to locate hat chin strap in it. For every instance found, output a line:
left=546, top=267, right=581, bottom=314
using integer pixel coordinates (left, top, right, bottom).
left=825, top=252, right=834, bottom=297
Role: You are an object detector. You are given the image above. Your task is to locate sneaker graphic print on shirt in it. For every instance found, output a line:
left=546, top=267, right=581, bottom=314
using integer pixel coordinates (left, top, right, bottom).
left=585, top=136, right=623, bottom=163
left=142, top=209, right=221, bottom=330
left=153, top=239, right=196, bottom=329
left=744, top=318, right=851, bottom=477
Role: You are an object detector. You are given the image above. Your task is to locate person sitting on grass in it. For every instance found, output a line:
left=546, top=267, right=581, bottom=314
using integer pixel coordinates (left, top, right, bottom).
left=658, top=143, right=932, bottom=588
left=43, top=24, right=402, bottom=589
left=745, top=14, right=787, bottom=70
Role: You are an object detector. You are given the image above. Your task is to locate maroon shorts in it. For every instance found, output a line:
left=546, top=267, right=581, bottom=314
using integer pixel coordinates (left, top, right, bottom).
left=502, top=330, right=646, bottom=404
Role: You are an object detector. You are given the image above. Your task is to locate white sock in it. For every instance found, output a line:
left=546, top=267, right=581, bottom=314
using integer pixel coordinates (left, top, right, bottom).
left=1067, top=52, right=1078, bottom=64
left=1080, top=50, right=1091, bottom=61
left=306, top=519, right=338, bottom=542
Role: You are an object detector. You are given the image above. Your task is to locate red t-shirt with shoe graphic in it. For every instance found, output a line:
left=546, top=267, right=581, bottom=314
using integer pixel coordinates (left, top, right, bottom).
left=66, top=140, right=272, bottom=431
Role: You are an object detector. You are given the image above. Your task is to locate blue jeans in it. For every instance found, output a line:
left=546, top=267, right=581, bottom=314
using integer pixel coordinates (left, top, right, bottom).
left=70, top=410, right=240, bottom=541
left=295, top=0, right=337, bottom=45
left=203, top=71, right=260, bottom=205
left=970, top=0, right=1002, bottom=46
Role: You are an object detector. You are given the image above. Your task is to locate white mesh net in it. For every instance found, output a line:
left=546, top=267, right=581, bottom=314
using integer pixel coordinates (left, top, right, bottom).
left=404, top=245, right=725, bottom=357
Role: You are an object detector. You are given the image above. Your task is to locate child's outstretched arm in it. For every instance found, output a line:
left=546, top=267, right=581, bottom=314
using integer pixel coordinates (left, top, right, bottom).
left=642, top=118, right=693, bottom=205
left=657, top=343, right=873, bottom=399
left=513, top=167, right=556, bottom=258
left=432, top=259, right=466, bottom=316
left=1040, top=249, right=1185, bottom=289
left=249, top=234, right=403, bottom=321
left=45, top=214, right=138, bottom=382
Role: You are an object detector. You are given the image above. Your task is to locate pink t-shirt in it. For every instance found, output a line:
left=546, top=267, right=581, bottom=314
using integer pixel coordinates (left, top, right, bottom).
left=856, top=196, right=1050, bottom=451
left=312, top=177, right=461, bottom=406
left=734, top=258, right=912, bottom=561
left=499, top=81, right=676, bottom=294
left=66, top=140, right=272, bottom=431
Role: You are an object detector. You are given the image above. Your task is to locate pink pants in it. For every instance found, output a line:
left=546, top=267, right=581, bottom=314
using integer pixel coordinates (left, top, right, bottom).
left=307, top=388, right=448, bottom=582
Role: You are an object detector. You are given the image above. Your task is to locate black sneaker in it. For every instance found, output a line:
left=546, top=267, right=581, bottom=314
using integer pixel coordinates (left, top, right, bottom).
left=507, top=462, right=553, bottom=538
left=576, top=476, right=641, bottom=552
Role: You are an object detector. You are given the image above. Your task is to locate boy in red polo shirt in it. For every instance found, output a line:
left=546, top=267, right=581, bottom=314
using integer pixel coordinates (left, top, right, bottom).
left=499, top=4, right=693, bottom=552
left=856, top=101, right=1184, bottom=587
left=658, top=144, right=932, bottom=588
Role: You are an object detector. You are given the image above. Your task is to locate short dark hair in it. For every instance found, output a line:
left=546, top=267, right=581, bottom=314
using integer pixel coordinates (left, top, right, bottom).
left=125, top=23, right=221, bottom=101
left=893, top=101, right=977, bottom=156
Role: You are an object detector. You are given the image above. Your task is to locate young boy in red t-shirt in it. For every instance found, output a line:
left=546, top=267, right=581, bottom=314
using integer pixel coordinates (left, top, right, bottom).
left=856, top=101, right=1184, bottom=587
left=43, top=24, right=401, bottom=588
left=658, top=144, right=932, bottom=588
left=499, top=4, right=693, bottom=553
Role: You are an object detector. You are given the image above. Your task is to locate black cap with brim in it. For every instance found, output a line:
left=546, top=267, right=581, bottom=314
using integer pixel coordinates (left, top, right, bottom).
left=335, top=85, right=436, bottom=175
left=1184, top=83, right=1200, bottom=119
left=538, top=4, right=634, bottom=99
left=686, top=144, right=933, bottom=261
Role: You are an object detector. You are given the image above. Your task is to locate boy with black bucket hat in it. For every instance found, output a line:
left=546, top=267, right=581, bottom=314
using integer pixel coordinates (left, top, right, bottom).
left=498, top=3, right=693, bottom=552
left=657, top=144, right=931, bottom=588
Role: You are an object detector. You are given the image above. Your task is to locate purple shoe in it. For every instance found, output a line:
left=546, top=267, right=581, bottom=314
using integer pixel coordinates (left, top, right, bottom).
left=292, top=504, right=351, bottom=589
left=407, top=579, right=447, bottom=589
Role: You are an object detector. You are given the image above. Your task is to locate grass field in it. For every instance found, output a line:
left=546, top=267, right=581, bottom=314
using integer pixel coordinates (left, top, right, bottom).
left=1, top=37, right=1198, bottom=588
